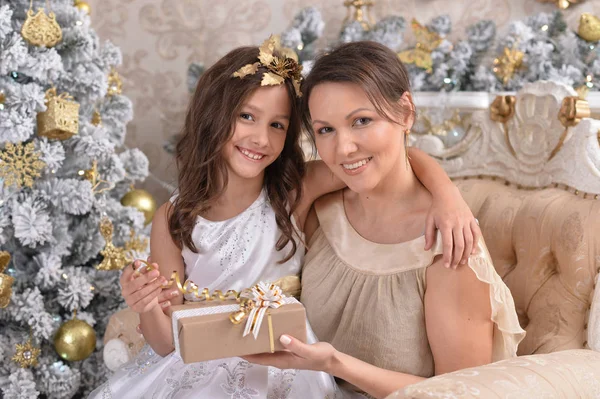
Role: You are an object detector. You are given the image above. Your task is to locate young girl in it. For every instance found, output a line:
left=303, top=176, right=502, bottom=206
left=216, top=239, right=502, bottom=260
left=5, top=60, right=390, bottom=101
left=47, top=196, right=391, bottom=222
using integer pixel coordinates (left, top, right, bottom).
left=90, top=37, right=480, bottom=399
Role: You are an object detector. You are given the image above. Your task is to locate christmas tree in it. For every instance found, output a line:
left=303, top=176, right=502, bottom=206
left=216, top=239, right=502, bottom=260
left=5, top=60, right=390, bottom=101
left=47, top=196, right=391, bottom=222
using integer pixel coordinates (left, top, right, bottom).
left=0, top=1, right=150, bottom=397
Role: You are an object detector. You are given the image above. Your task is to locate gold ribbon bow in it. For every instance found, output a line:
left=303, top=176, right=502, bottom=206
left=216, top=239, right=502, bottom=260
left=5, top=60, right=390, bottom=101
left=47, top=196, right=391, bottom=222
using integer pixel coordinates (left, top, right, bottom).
left=228, top=281, right=287, bottom=353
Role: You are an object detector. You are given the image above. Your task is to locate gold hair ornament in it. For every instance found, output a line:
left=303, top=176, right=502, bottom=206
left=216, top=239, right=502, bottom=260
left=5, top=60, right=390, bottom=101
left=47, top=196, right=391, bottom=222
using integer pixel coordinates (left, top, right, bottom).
left=232, top=36, right=303, bottom=97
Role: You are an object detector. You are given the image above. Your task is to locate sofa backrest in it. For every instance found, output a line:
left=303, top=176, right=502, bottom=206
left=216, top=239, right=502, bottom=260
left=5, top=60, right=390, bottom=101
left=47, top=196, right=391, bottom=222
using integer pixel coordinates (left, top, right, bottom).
left=413, top=81, right=600, bottom=355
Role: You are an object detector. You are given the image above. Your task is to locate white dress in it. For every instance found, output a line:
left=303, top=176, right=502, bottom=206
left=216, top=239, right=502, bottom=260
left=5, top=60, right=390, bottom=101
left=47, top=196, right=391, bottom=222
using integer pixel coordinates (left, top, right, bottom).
left=90, top=191, right=355, bottom=399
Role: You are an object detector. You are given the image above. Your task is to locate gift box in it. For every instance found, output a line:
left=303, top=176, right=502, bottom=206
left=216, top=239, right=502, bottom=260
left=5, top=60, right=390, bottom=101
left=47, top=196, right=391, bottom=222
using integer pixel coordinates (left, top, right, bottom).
left=170, top=283, right=307, bottom=364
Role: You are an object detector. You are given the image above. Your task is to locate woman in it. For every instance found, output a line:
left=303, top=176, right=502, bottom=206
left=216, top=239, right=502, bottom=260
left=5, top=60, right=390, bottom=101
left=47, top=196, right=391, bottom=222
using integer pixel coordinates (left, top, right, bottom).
left=246, top=41, right=526, bottom=399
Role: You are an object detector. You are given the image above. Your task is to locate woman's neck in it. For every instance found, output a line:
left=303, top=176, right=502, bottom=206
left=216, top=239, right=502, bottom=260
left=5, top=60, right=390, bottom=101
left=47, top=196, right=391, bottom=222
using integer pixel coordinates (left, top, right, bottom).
left=354, top=158, right=429, bottom=219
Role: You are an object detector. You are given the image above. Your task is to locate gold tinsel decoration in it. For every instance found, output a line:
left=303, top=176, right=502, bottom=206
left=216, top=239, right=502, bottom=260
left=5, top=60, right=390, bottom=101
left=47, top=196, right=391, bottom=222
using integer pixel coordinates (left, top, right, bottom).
left=97, top=217, right=129, bottom=271
left=398, top=19, right=443, bottom=73
left=91, top=109, right=102, bottom=126
left=0, top=142, right=46, bottom=188
left=74, top=0, right=91, bottom=15
left=578, top=13, right=600, bottom=42
left=0, top=251, right=14, bottom=309
left=107, top=68, right=123, bottom=96
left=54, top=314, right=96, bottom=361
left=121, top=189, right=157, bottom=225
left=12, top=337, right=41, bottom=368
left=37, top=87, right=80, bottom=140
left=21, top=4, right=62, bottom=47
left=493, top=46, right=525, bottom=85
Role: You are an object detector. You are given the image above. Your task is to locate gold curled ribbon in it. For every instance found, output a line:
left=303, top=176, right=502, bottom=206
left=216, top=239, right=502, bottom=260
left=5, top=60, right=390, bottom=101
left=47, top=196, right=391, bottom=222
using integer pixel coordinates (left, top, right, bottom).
left=136, top=260, right=244, bottom=301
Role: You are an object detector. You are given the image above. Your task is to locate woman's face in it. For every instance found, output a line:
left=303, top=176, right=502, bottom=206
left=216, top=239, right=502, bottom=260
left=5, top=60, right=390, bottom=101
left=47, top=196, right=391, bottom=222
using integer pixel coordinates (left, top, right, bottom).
left=309, top=82, right=411, bottom=194
left=222, top=85, right=291, bottom=182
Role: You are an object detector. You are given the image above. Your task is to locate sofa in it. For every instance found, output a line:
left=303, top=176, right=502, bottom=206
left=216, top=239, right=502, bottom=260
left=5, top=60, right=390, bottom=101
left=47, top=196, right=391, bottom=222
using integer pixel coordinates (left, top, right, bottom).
left=388, top=81, right=600, bottom=398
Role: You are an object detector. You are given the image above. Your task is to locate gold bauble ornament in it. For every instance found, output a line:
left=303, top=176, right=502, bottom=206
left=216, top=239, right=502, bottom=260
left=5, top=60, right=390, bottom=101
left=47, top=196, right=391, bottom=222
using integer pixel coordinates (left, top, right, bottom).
left=37, top=88, right=80, bottom=140
left=121, top=189, right=157, bottom=225
left=12, top=337, right=41, bottom=368
left=74, top=0, right=91, bottom=15
left=578, top=13, right=600, bottom=42
left=0, top=251, right=14, bottom=308
left=54, top=317, right=96, bottom=361
left=21, top=8, right=62, bottom=47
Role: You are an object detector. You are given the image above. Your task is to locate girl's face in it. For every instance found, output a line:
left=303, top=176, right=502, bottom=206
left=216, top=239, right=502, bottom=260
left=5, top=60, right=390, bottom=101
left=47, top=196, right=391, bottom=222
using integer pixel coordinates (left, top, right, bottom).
left=223, top=85, right=291, bottom=182
left=309, top=82, right=412, bottom=194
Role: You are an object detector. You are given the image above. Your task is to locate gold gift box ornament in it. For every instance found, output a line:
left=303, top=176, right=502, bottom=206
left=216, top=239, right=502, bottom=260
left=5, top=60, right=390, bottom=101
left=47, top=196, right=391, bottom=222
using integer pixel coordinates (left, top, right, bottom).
left=37, top=88, right=80, bottom=140
left=163, top=270, right=306, bottom=364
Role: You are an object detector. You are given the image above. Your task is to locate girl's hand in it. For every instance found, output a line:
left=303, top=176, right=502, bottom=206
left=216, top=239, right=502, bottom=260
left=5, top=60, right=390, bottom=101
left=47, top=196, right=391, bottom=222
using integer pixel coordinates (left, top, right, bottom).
left=424, top=185, right=481, bottom=269
left=243, top=335, right=337, bottom=373
left=120, top=259, right=167, bottom=314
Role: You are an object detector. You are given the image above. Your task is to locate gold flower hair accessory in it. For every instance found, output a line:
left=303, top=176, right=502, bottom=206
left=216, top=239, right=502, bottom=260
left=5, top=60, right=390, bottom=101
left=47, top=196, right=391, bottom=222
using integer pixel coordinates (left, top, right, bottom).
left=233, top=35, right=303, bottom=97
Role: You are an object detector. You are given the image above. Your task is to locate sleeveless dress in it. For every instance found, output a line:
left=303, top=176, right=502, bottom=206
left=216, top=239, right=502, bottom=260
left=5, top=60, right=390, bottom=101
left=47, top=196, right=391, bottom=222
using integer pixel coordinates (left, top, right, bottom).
left=300, top=191, right=526, bottom=394
left=89, top=190, right=350, bottom=399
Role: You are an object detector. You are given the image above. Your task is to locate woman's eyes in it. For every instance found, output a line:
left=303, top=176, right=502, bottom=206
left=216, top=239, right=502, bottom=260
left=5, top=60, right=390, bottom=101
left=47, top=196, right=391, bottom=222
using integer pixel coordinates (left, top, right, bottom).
left=353, top=117, right=372, bottom=126
left=240, top=113, right=254, bottom=121
left=317, top=117, right=372, bottom=134
left=317, top=126, right=334, bottom=135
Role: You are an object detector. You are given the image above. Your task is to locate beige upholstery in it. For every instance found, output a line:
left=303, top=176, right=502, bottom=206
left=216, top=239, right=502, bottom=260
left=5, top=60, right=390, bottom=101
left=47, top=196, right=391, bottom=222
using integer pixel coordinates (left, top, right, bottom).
left=455, top=179, right=600, bottom=355
left=387, top=349, right=600, bottom=399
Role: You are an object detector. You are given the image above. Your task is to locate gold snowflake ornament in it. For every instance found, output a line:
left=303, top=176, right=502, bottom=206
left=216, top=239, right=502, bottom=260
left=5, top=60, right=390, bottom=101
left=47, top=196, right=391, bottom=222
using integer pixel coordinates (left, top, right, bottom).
left=12, top=339, right=41, bottom=368
left=0, top=142, right=46, bottom=188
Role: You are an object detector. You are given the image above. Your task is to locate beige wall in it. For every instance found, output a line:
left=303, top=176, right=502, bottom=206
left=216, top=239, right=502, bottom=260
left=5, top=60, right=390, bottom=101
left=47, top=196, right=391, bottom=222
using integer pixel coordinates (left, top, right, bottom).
left=88, top=0, right=600, bottom=205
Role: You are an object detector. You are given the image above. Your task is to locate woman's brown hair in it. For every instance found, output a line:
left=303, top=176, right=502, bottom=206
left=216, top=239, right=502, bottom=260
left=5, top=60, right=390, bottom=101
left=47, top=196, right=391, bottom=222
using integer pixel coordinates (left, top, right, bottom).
left=170, top=46, right=305, bottom=262
left=300, top=41, right=414, bottom=149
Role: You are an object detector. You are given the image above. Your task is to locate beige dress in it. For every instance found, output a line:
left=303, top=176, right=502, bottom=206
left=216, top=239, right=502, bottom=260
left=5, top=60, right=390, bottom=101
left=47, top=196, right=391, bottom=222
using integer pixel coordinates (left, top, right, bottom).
left=301, top=191, right=526, bottom=389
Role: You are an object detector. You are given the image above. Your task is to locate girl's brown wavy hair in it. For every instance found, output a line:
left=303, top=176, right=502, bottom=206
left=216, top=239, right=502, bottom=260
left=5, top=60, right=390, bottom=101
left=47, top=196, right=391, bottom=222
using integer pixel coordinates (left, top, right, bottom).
left=169, top=46, right=305, bottom=263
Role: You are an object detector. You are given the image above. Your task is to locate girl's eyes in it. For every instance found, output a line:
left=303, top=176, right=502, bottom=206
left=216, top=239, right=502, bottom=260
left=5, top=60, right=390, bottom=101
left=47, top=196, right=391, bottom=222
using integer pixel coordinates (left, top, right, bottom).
left=240, top=113, right=285, bottom=130
left=353, top=117, right=372, bottom=126
left=317, top=126, right=334, bottom=135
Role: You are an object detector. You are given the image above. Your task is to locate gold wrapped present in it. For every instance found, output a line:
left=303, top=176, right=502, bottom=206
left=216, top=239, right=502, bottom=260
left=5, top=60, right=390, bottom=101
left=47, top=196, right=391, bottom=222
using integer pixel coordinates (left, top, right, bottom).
left=170, top=281, right=307, bottom=364
left=37, top=88, right=79, bottom=140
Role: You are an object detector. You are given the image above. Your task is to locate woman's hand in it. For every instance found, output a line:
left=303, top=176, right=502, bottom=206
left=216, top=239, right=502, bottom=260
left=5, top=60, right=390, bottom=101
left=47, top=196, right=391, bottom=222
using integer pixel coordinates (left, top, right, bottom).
left=120, top=259, right=167, bottom=314
left=243, top=335, right=337, bottom=373
left=424, top=185, right=481, bottom=269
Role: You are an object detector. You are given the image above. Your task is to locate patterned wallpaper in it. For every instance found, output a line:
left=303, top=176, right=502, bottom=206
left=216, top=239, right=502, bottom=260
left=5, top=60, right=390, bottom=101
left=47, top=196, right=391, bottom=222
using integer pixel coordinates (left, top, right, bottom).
left=87, top=0, right=600, bottom=205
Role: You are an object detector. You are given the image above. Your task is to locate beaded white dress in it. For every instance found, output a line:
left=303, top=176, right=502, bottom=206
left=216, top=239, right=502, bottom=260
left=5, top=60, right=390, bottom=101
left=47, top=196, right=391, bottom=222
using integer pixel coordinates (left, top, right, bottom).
left=89, top=191, right=354, bottom=399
